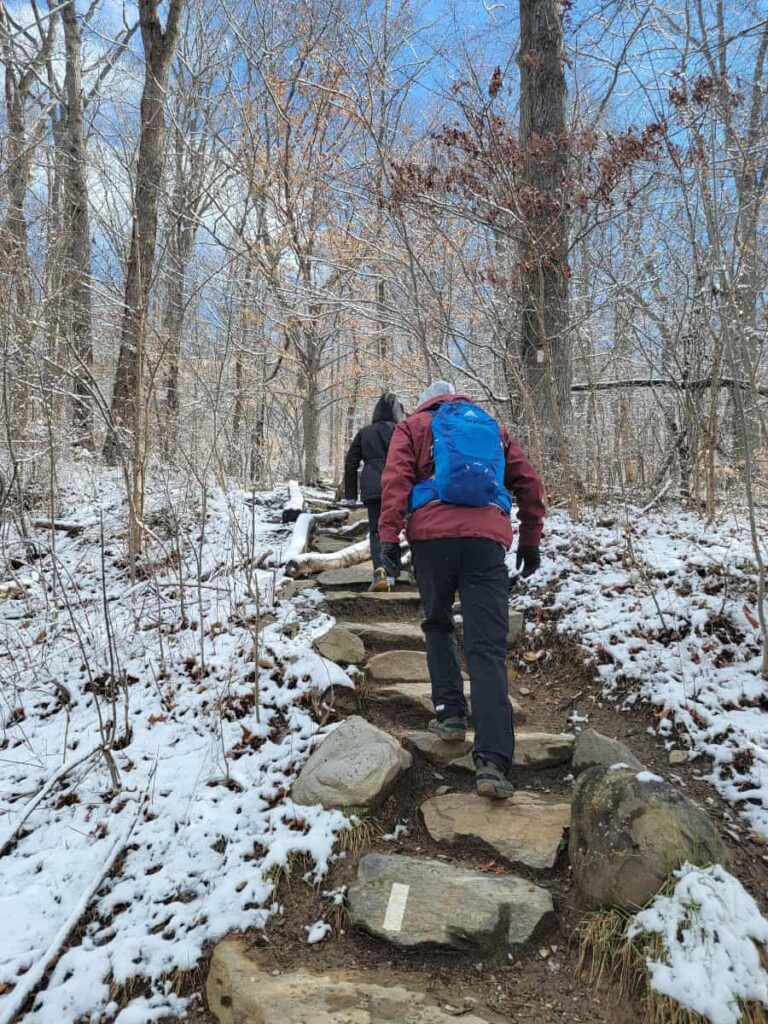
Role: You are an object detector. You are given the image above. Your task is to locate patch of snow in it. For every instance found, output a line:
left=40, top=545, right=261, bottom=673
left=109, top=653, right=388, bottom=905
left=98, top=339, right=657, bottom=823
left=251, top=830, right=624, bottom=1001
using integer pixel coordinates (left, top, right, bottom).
left=305, top=919, right=332, bottom=944
left=0, top=474, right=349, bottom=1022
left=628, top=863, right=768, bottom=1024
left=636, top=771, right=663, bottom=783
left=518, top=508, right=768, bottom=835
left=382, top=822, right=410, bottom=842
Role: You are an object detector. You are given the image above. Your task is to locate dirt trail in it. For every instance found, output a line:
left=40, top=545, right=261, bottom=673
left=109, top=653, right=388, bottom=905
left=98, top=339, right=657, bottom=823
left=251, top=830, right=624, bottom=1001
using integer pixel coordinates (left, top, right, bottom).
left=190, top=527, right=768, bottom=1024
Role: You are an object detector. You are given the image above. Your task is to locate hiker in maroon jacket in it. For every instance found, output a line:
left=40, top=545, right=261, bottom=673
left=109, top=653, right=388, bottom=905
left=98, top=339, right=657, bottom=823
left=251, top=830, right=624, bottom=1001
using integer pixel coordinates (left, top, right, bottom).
left=379, top=381, right=545, bottom=799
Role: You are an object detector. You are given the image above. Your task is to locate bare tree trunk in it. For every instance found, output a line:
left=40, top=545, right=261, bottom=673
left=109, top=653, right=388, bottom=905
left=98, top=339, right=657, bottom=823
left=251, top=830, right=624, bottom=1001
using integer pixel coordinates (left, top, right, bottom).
left=61, top=1, right=93, bottom=445
left=518, top=0, right=570, bottom=441
left=103, top=0, right=185, bottom=466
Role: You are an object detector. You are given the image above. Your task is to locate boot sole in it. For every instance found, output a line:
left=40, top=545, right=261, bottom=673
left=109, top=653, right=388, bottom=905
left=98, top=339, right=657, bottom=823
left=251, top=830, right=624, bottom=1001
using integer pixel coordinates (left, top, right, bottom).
left=427, top=727, right=467, bottom=742
left=476, top=781, right=514, bottom=800
left=368, top=582, right=392, bottom=592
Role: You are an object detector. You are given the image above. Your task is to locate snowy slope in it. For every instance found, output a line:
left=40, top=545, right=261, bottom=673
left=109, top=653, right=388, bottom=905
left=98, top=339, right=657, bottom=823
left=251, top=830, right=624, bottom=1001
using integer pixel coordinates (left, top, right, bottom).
left=0, top=471, right=354, bottom=1023
left=517, top=507, right=768, bottom=834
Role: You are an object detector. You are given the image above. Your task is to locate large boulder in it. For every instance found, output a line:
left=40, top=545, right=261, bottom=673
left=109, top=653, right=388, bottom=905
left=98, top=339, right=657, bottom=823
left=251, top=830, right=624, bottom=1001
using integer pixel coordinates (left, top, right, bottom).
left=313, top=626, right=365, bottom=665
left=348, top=853, right=554, bottom=951
left=421, top=791, right=570, bottom=871
left=572, top=729, right=643, bottom=776
left=569, top=765, right=726, bottom=909
left=291, top=716, right=411, bottom=810
left=207, top=939, right=494, bottom=1024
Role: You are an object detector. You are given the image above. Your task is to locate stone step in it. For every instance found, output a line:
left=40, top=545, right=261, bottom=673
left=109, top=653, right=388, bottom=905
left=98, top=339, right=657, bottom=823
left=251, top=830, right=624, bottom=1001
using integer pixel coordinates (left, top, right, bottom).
left=421, top=792, right=571, bottom=871
left=403, top=730, right=472, bottom=765
left=317, top=563, right=374, bottom=588
left=450, top=732, right=575, bottom=772
left=366, top=650, right=445, bottom=685
left=325, top=590, right=422, bottom=620
left=348, top=853, right=554, bottom=951
left=368, top=683, right=527, bottom=725
left=340, top=620, right=426, bottom=652
left=207, top=939, right=495, bottom=1023
left=291, top=716, right=412, bottom=810
left=314, top=534, right=353, bottom=554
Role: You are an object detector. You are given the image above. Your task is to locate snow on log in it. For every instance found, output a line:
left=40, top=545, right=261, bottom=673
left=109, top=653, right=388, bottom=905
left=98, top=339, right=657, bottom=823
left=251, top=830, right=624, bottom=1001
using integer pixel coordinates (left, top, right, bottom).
left=282, top=513, right=316, bottom=562
left=285, top=538, right=370, bottom=578
left=311, top=508, right=350, bottom=526
left=32, top=518, right=93, bottom=534
left=332, top=517, right=369, bottom=540
left=281, top=480, right=306, bottom=524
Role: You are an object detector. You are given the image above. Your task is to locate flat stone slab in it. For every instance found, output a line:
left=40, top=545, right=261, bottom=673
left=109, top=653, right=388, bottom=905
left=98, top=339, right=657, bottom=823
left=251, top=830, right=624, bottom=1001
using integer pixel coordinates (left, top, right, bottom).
left=348, top=853, right=554, bottom=951
left=451, top=732, right=575, bottom=772
left=314, top=534, right=352, bottom=554
left=325, top=591, right=422, bottom=620
left=403, top=731, right=473, bottom=766
left=292, top=716, right=411, bottom=810
left=341, top=620, right=426, bottom=651
left=421, top=792, right=570, bottom=870
left=369, top=683, right=527, bottom=725
left=572, top=728, right=643, bottom=776
left=313, top=626, right=365, bottom=665
left=317, top=563, right=374, bottom=588
left=367, top=650, right=440, bottom=684
left=207, top=940, right=494, bottom=1024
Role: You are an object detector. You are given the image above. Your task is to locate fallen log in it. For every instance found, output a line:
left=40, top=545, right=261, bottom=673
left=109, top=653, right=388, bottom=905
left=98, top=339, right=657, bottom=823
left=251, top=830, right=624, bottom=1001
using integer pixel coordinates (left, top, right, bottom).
left=285, top=538, right=371, bottom=578
left=33, top=518, right=92, bottom=535
left=311, top=508, right=350, bottom=526
left=330, top=517, right=369, bottom=541
left=281, top=480, right=306, bottom=524
left=282, top=513, right=316, bottom=563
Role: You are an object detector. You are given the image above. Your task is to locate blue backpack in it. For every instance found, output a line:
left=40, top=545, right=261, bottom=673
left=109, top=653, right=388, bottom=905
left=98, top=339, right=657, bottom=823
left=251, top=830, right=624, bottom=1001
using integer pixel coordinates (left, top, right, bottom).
left=409, top=401, right=512, bottom=514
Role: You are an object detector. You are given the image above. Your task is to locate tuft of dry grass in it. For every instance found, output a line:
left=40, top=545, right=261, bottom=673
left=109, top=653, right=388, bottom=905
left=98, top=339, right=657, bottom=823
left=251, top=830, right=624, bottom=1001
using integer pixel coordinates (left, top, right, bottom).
left=578, top=902, right=768, bottom=1024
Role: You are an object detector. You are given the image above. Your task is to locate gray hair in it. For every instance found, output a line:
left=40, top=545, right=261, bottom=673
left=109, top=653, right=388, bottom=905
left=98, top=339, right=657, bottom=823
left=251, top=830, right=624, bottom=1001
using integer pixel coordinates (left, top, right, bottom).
left=418, top=380, right=456, bottom=406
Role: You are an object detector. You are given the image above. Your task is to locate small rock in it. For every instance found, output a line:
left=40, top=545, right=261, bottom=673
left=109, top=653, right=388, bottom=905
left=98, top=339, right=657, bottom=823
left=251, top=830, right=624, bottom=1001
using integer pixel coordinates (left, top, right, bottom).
left=573, top=729, right=643, bottom=776
left=281, top=622, right=300, bottom=639
left=348, top=853, right=554, bottom=951
left=669, top=749, right=688, bottom=765
left=403, top=731, right=472, bottom=766
left=519, top=687, right=532, bottom=696
left=421, top=791, right=570, bottom=870
left=292, top=717, right=411, bottom=810
left=313, top=626, right=365, bottom=665
left=569, top=765, right=725, bottom=909
left=435, top=785, right=451, bottom=796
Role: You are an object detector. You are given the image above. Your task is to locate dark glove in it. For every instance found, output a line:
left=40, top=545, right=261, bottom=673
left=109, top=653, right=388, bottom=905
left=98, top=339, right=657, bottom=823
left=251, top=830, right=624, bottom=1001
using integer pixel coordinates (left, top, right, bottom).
left=516, top=545, right=541, bottom=579
left=380, top=542, right=402, bottom=580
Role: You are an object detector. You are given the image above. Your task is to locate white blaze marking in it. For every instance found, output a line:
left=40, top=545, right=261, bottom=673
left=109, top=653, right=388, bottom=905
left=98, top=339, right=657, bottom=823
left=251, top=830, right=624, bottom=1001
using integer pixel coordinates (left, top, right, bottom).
left=382, top=882, right=410, bottom=932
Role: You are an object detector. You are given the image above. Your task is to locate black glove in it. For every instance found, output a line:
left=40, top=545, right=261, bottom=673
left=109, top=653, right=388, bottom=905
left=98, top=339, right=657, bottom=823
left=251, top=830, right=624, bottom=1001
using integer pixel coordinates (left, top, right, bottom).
left=516, top=545, right=541, bottom=579
left=380, top=542, right=402, bottom=580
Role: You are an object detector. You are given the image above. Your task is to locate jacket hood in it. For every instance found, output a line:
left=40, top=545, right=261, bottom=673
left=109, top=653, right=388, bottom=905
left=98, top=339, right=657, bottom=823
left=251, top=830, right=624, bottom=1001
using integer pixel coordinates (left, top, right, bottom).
left=414, top=392, right=472, bottom=415
left=372, top=392, right=405, bottom=424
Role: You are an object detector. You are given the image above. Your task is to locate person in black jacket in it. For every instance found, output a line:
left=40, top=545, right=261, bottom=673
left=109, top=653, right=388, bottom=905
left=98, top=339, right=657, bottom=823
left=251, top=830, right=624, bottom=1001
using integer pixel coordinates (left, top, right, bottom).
left=344, top=393, right=405, bottom=590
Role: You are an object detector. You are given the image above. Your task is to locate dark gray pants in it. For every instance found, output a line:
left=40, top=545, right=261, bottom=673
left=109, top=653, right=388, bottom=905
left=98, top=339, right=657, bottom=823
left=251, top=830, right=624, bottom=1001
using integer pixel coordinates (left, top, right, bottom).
left=412, top=537, right=514, bottom=770
left=366, top=499, right=382, bottom=571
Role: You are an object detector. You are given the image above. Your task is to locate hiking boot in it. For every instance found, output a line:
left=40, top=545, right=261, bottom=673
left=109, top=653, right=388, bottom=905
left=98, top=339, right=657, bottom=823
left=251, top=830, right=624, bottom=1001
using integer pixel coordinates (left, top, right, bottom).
left=475, top=758, right=515, bottom=800
left=428, top=715, right=469, bottom=742
left=369, top=568, right=393, bottom=593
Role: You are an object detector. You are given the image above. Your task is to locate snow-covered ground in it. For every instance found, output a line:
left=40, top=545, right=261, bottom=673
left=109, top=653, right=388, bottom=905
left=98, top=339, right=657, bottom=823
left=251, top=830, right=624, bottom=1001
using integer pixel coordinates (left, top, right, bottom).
left=518, top=507, right=768, bottom=835
left=0, top=468, right=353, bottom=1023
left=3, top=478, right=768, bottom=1024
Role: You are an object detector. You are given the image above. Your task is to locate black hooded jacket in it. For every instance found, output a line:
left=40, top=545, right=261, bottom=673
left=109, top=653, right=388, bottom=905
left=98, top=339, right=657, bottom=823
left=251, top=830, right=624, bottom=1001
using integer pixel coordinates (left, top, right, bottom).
left=344, top=393, right=405, bottom=503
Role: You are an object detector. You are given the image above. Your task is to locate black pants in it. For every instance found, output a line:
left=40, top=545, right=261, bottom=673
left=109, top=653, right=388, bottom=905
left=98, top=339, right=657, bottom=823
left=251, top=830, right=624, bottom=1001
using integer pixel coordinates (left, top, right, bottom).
left=412, top=537, right=514, bottom=770
left=366, top=499, right=382, bottom=571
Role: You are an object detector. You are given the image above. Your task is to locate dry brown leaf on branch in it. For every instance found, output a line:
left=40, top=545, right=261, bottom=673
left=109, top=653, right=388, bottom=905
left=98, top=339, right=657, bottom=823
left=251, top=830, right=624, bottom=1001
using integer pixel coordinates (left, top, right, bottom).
left=743, top=604, right=760, bottom=630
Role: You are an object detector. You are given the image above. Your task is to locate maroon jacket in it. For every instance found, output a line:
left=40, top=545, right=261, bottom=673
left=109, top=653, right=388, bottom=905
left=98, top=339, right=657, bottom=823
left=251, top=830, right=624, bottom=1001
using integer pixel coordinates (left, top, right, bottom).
left=379, top=393, right=545, bottom=549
